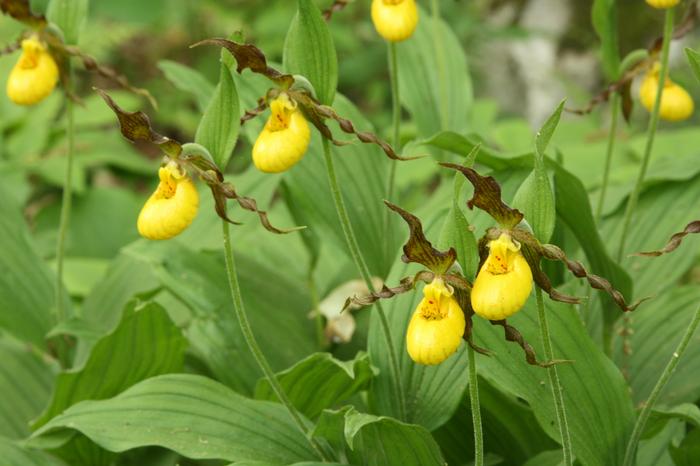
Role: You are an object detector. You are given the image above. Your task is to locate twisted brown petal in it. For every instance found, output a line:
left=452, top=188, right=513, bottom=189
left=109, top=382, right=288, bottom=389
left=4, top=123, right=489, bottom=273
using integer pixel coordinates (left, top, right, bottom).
left=0, top=0, right=45, bottom=27
left=96, top=88, right=179, bottom=156
left=342, top=271, right=434, bottom=310
left=634, top=220, right=700, bottom=257
left=490, top=320, right=569, bottom=368
left=385, top=201, right=457, bottom=274
left=323, top=0, right=351, bottom=21
left=191, top=38, right=294, bottom=88
left=241, top=98, right=268, bottom=126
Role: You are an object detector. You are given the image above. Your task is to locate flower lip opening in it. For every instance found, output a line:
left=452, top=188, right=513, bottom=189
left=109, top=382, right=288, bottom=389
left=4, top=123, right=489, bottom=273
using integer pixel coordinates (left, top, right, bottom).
left=485, top=233, right=522, bottom=275
left=419, top=278, right=454, bottom=320
left=18, top=37, right=46, bottom=70
left=265, top=93, right=297, bottom=132
left=154, top=162, right=185, bottom=200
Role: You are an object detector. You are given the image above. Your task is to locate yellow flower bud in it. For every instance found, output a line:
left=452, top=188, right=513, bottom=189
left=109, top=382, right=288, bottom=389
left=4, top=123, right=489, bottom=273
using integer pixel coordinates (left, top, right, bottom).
left=371, top=0, right=419, bottom=43
left=471, top=233, right=533, bottom=321
left=406, top=278, right=465, bottom=365
left=639, top=64, right=694, bottom=122
left=645, top=0, right=680, bottom=9
left=6, top=37, right=59, bottom=106
left=252, top=93, right=311, bottom=173
left=137, top=162, right=199, bottom=240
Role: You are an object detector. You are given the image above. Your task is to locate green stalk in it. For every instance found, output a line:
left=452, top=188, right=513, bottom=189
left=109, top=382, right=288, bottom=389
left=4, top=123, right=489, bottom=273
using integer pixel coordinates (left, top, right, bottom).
left=596, top=93, right=620, bottom=223
left=467, top=345, right=483, bottom=466
left=616, top=7, right=674, bottom=261
left=615, top=7, right=675, bottom=376
left=536, top=288, right=573, bottom=466
left=430, top=0, right=449, bottom=128
left=386, top=41, right=400, bottom=203
left=622, top=304, right=700, bottom=466
left=321, top=138, right=407, bottom=420
left=54, top=61, right=75, bottom=364
left=308, top=270, right=326, bottom=348
left=221, top=220, right=328, bottom=461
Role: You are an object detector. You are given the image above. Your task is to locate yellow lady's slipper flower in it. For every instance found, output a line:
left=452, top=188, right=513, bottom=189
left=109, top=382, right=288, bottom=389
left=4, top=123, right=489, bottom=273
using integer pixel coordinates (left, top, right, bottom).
left=371, top=0, right=419, bottom=43
left=645, top=0, right=680, bottom=9
left=639, top=64, right=694, bottom=122
left=252, top=93, right=311, bottom=173
left=137, top=162, right=199, bottom=240
left=6, top=37, right=59, bottom=106
left=406, top=278, right=465, bottom=365
left=471, top=233, right=533, bottom=321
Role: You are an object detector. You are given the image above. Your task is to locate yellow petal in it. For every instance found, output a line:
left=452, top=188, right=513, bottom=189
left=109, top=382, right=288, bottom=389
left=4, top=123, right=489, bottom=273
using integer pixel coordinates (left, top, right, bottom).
left=6, top=37, right=59, bottom=106
left=645, top=0, right=680, bottom=9
left=252, top=95, right=311, bottom=173
left=371, top=0, right=419, bottom=43
left=471, top=234, right=533, bottom=320
left=137, top=164, right=199, bottom=240
left=406, top=279, right=465, bottom=365
left=639, top=70, right=694, bottom=122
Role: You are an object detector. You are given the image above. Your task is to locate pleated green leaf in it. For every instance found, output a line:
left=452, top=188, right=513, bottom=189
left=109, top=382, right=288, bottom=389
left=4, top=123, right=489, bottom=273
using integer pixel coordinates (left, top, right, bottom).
left=0, top=337, right=54, bottom=439
left=283, top=0, right=337, bottom=105
left=34, top=300, right=186, bottom=428
left=0, top=436, right=65, bottom=466
left=47, top=0, right=88, bottom=44
left=255, top=352, right=374, bottom=420
left=31, top=374, right=320, bottom=464
left=158, top=60, right=215, bottom=112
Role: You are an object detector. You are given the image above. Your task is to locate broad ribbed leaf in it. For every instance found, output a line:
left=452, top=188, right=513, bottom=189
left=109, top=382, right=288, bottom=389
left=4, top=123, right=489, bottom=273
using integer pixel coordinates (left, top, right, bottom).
left=0, top=185, right=69, bottom=348
left=343, top=408, right=445, bottom=466
left=195, top=57, right=240, bottom=168
left=158, top=60, right=215, bottom=112
left=283, top=0, right=338, bottom=105
left=283, top=94, right=400, bottom=278
left=255, top=352, right=374, bottom=419
left=0, top=337, right=54, bottom=439
left=0, top=436, right=65, bottom=466
left=47, top=0, right=88, bottom=44
left=396, top=8, right=472, bottom=136
left=31, top=374, right=320, bottom=464
left=34, top=300, right=186, bottom=428
left=473, top=296, right=634, bottom=466
left=591, top=0, right=620, bottom=80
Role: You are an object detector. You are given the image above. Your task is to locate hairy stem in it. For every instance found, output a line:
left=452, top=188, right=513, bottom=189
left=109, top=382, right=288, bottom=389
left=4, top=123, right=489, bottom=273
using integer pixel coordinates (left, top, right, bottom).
left=321, top=138, right=407, bottom=420
left=221, top=220, right=328, bottom=460
left=596, top=93, right=620, bottom=223
left=622, top=304, right=700, bottom=466
left=616, top=7, right=674, bottom=261
left=385, top=41, right=400, bottom=268
left=467, top=345, right=484, bottom=466
left=616, top=7, right=675, bottom=377
left=536, top=288, right=573, bottom=466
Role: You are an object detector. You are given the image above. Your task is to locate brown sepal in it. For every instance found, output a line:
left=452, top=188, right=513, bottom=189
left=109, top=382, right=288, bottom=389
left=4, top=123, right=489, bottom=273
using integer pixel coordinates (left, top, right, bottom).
left=634, top=220, right=700, bottom=257
left=441, top=163, right=524, bottom=229
left=323, top=0, right=351, bottom=21
left=1, top=39, right=20, bottom=56
left=182, top=154, right=302, bottom=235
left=290, top=90, right=418, bottom=161
left=342, top=270, right=434, bottom=310
left=385, top=201, right=457, bottom=274
left=0, top=0, right=45, bottom=27
left=190, top=38, right=294, bottom=89
left=455, top=288, right=492, bottom=356
left=96, top=88, right=180, bottom=157
left=489, top=319, right=569, bottom=368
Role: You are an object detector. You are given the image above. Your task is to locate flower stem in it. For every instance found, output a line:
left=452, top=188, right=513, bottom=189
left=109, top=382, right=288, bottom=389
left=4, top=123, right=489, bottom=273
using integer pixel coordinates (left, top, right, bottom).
left=616, top=7, right=674, bottom=262
left=467, top=345, right=484, bottom=466
left=321, top=138, right=407, bottom=420
left=536, top=288, right=573, bottom=466
left=54, top=61, right=75, bottom=366
left=621, top=303, right=700, bottom=466
left=596, top=93, right=620, bottom=223
left=616, top=6, right=674, bottom=378
left=221, top=220, right=328, bottom=461
left=430, top=0, right=449, bottom=129
left=385, top=41, right=400, bottom=204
